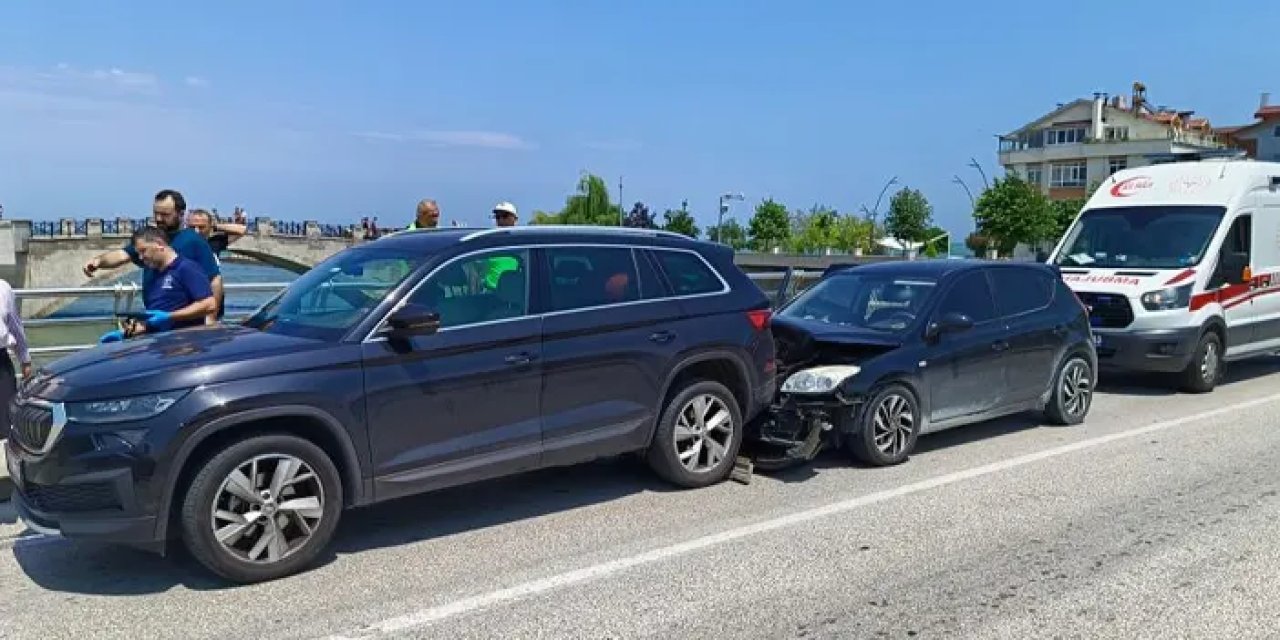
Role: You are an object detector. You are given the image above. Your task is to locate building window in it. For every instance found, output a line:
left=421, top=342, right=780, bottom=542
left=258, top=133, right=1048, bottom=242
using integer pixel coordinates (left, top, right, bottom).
left=1273, top=125, right=1279, bottom=138
left=1106, top=126, right=1130, bottom=141
left=1108, top=157, right=1127, bottom=175
left=1045, top=127, right=1087, bottom=145
left=1025, top=164, right=1043, bottom=185
left=1050, top=162, right=1087, bottom=187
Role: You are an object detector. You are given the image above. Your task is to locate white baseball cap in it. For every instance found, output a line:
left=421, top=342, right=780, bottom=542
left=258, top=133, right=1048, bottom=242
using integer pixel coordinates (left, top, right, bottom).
left=493, top=201, right=517, bottom=217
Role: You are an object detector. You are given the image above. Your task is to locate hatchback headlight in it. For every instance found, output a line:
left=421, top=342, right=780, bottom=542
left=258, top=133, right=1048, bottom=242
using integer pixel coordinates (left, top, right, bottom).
left=781, top=365, right=861, bottom=395
left=1140, top=283, right=1193, bottom=311
left=66, top=389, right=190, bottom=424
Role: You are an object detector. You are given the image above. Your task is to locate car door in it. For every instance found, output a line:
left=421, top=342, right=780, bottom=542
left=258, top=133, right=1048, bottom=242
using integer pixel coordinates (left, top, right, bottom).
left=922, top=269, right=1009, bottom=425
left=537, top=244, right=684, bottom=467
left=360, top=247, right=544, bottom=501
left=989, top=266, right=1060, bottom=405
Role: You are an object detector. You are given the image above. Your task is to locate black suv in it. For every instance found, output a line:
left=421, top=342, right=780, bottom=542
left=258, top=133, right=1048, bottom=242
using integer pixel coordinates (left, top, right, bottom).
left=4, top=226, right=777, bottom=582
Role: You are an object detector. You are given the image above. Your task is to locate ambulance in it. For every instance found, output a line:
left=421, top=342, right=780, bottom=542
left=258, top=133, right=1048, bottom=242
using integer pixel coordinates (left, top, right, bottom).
left=1046, top=159, right=1280, bottom=392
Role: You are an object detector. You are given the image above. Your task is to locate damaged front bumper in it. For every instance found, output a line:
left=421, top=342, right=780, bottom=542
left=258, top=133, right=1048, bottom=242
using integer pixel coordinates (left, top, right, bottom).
left=748, top=391, right=865, bottom=471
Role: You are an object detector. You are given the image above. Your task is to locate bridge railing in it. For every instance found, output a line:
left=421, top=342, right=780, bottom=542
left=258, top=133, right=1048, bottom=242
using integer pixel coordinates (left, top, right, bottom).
left=13, top=271, right=822, bottom=358
left=26, top=217, right=353, bottom=239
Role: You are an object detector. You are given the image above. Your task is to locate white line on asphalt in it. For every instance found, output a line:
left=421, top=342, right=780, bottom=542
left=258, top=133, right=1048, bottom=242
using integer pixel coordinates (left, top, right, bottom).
left=322, top=393, right=1280, bottom=639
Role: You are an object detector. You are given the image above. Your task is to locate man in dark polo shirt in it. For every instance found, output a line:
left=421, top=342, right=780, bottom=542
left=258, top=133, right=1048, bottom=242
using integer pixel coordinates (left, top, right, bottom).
left=82, top=189, right=222, bottom=324
left=100, top=227, right=217, bottom=342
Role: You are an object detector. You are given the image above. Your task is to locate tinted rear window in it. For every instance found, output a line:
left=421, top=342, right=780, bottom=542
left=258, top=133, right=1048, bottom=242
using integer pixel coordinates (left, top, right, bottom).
left=989, top=268, right=1054, bottom=317
left=544, top=246, right=641, bottom=312
left=653, top=250, right=725, bottom=296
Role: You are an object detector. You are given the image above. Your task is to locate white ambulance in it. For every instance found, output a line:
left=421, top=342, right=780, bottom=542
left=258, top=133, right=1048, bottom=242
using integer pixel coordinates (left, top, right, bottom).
left=1046, top=158, right=1280, bottom=392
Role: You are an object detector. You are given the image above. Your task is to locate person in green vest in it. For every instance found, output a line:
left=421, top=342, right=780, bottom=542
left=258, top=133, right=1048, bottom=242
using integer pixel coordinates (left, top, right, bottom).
left=409, top=199, right=440, bottom=230
left=482, top=201, right=520, bottom=289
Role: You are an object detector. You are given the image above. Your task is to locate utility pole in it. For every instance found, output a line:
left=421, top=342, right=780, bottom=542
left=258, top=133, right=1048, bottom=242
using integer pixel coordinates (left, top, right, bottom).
left=618, top=176, right=624, bottom=226
left=716, top=192, right=744, bottom=244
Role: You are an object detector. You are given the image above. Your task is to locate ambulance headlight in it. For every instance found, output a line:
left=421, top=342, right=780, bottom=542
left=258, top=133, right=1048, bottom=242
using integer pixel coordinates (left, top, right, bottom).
left=1140, top=283, right=1193, bottom=311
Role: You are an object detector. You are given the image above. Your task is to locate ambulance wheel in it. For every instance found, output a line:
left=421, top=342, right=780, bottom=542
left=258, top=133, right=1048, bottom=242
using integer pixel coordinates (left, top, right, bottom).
left=1179, top=331, right=1222, bottom=393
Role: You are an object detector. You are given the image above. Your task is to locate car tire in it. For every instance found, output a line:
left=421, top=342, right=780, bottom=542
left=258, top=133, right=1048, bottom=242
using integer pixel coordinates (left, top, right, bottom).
left=1044, top=352, right=1093, bottom=425
left=179, top=434, right=344, bottom=584
left=646, top=380, right=744, bottom=488
left=1178, top=331, right=1222, bottom=394
left=847, top=383, right=920, bottom=467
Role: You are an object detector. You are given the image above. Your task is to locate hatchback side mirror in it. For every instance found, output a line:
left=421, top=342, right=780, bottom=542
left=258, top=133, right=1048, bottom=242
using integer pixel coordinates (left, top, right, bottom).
left=383, top=303, right=440, bottom=342
left=924, top=311, right=974, bottom=341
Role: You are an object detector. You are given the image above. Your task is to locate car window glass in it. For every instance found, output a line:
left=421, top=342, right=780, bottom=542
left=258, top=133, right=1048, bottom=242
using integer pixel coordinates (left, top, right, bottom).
left=652, top=250, right=723, bottom=296
left=406, top=249, right=530, bottom=328
left=244, top=248, right=427, bottom=341
left=989, top=269, right=1054, bottom=317
left=544, top=247, right=640, bottom=312
left=636, top=250, right=670, bottom=300
left=936, top=271, right=996, bottom=323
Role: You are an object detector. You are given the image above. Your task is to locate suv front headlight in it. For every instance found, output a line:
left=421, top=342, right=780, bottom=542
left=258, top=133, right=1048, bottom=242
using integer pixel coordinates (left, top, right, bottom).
left=1140, top=283, right=1193, bottom=311
left=781, top=365, right=861, bottom=395
left=66, top=389, right=190, bottom=424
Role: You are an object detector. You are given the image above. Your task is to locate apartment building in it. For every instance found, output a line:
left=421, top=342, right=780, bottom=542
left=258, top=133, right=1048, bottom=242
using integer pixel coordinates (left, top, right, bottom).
left=997, top=82, right=1229, bottom=200
left=1217, top=93, right=1280, bottom=162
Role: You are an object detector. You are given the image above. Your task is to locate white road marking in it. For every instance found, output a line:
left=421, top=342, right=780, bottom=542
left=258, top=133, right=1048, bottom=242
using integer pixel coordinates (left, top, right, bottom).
left=324, top=394, right=1280, bottom=639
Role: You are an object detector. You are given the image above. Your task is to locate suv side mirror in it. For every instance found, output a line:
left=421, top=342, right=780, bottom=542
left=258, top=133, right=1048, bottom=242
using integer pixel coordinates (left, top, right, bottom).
left=924, top=311, right=974, bottom=341
left=383, top=303, right=440, bottom=342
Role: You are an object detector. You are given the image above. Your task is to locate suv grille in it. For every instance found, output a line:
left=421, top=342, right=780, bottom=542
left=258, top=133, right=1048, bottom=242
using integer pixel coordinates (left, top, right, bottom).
left=12, top=403, right=55, bottom=452
left=1077, top=292, right=1134, bottom=329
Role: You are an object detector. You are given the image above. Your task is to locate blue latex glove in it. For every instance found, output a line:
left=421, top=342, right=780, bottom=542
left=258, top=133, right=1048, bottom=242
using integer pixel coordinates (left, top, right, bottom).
left=144, top=309, right=174, bottom=332
left=99, top=329, right=125, bottom=344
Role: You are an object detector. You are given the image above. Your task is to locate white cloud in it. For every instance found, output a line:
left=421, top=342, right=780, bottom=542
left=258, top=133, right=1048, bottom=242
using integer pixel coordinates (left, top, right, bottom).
left=354, top=129, right=533, bottom=150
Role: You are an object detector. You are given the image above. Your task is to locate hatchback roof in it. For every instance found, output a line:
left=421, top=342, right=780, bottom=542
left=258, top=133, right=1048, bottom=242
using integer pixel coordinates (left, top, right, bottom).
left=832, top=258, right=1054, bottom=278
left=361, top=225, right=712, bottom=253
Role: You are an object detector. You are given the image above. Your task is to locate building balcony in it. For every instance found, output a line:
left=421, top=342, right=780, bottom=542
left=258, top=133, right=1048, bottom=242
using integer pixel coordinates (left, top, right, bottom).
left=998, top=133, right=1227, bottom=166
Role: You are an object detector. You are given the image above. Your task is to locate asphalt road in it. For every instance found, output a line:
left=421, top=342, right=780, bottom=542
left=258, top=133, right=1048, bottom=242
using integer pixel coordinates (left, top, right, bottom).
left=4, top=362, right=1280, bottom=639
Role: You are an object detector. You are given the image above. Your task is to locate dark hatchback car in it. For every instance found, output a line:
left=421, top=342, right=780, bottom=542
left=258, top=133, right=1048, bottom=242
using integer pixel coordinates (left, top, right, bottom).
left=751, top=260, right=1096, bottom=469
left=4, top=226, right=777, bottom=583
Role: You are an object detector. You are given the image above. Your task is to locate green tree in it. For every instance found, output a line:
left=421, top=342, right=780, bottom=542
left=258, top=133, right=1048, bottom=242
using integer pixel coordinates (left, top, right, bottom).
left=660, top=208, right=700, bottom=238
left=971, top=175, right=1055, bottom=256
left=788, top=205, right=839, bottom=253
left=1049, top=197, right=1086, bottom=241
left=747, top=198, right=791, bottom=251
left=707, top=218, right=748, bottom=250
left=883, top=187, right=934, bottom=246
left=965, top=231, right=991, bottom=257
left=833, top=214, right=874, bottom=253
left=531, top=172, right=622, bottom=226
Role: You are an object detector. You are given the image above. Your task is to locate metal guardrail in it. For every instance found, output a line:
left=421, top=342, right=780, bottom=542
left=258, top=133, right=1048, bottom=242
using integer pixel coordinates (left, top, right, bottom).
left=16, top=271, right=823, bottom=358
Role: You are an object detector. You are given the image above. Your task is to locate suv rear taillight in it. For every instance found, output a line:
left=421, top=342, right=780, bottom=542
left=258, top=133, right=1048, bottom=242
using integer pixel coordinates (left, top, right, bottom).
left=746, top=309, right=772, bottom=331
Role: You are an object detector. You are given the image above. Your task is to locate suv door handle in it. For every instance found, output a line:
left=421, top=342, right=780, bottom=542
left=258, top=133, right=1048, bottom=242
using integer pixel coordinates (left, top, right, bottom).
left=504, top=352, right=535, bottom=366
left=648, top=330, right=675, bottom=344
left=991, top=340, right=1010, bottom=352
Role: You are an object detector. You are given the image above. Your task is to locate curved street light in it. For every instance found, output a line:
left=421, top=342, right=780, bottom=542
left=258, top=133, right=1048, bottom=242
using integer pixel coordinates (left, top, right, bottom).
left=714, top=192, right=745, bottom=243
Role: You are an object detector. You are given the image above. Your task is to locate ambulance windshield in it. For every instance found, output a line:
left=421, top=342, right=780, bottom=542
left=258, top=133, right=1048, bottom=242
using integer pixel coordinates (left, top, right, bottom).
left=1053, top=205, right=1226, bottom=269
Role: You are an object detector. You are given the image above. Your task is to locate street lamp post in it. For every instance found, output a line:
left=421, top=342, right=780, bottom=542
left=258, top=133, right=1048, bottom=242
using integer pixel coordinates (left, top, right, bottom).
left=715, top=192, right=744, bottom=244
left=968, top=157, right=989, bottom=189
left=862, top=176, right=899, bottom=254
left=952, top=175, right=976, bottom=209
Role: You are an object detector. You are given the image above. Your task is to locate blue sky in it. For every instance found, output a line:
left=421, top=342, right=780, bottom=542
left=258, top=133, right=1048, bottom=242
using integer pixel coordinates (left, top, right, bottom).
left=0, top=0, right=1275, bottom=236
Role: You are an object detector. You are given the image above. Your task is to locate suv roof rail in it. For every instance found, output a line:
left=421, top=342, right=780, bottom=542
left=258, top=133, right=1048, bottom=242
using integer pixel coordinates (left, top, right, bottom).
left=460, top=225, right=693, bottom=242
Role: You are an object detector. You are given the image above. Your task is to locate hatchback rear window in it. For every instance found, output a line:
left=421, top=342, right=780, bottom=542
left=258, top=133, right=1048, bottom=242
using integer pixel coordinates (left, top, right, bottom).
left=990, top=268, right=1054, bottom=317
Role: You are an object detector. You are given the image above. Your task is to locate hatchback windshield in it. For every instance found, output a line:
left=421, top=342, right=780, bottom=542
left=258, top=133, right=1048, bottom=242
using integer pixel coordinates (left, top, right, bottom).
left=1054, top=205, right=1226, bottom=269
left=243, top=247, right=428, bottom=340
left=779, top=273, right=938, bottom=332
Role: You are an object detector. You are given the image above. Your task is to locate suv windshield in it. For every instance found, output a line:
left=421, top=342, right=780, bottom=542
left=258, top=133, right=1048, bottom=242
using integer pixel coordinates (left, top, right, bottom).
left=243, top=246, right=428, bottom=341
left=1054, top=205, right=1226, bottom=269
left=779, top=273, right=937, bottom=332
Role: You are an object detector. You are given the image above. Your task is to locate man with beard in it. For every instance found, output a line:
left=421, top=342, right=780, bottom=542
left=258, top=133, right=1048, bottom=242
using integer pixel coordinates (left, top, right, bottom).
left=82, top=189, right=222, bottom=325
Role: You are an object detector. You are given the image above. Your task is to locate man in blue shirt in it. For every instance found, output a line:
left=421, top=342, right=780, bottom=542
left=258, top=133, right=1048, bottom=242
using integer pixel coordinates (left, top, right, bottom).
left=100, top=227, right=217, bottom=342
left=82, top=189, right=223, bottom=321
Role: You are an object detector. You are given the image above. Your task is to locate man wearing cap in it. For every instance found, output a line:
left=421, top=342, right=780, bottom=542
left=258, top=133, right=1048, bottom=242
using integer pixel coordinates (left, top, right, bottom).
left=481, top=202, right=520, bottom=290
left=409, top=199, right=440, bottom=230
